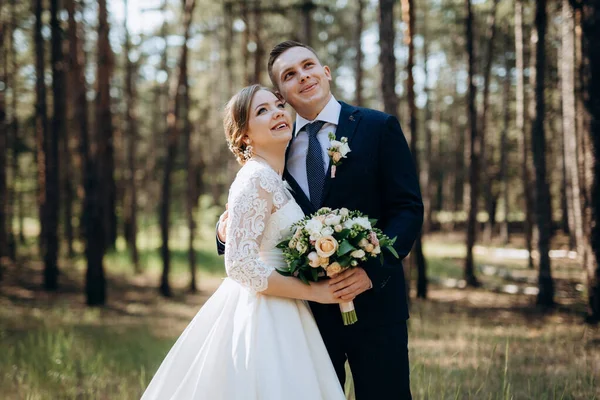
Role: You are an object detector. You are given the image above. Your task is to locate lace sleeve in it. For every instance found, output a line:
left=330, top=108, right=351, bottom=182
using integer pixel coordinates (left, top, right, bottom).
left=224, top=169, right=278, bottom=293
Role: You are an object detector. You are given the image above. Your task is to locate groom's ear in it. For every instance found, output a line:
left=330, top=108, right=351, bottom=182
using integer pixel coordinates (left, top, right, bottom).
left=324, top=66, right=332, bottom=81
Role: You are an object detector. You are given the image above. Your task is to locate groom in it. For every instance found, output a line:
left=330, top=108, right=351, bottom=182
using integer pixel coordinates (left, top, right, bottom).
left=218, top=41, right=423, bottom=399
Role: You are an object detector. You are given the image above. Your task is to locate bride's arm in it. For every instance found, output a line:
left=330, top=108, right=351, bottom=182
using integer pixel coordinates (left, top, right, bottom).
left=225, top=173, right=341, bottom=304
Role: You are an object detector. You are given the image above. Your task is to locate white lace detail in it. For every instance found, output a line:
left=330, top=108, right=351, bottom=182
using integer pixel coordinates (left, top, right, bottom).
left=224, top=160, right=294, bottom=293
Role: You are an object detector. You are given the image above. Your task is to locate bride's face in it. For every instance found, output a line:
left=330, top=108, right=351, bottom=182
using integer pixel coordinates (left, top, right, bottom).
left=246, top=90, right=292, bottom=152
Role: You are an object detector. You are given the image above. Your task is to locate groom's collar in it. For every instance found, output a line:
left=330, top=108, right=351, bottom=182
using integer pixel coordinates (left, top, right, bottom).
left=293, top=95, right=342, bottom=137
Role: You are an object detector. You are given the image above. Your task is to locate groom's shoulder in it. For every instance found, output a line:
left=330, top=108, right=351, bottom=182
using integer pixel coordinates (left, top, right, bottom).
left=341, top=101, right=396, bottom=124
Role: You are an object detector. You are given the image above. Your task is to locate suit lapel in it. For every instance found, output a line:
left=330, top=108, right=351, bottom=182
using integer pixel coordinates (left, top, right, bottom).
left=321, top=102, right=362, bottom=204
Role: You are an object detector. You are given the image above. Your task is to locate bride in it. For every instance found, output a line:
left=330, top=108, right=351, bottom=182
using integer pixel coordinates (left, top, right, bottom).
left=140, top=85, right=347, bottom=400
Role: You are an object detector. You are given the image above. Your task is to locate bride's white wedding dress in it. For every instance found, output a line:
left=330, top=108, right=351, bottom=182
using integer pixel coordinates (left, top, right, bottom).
left=141, top=160, right=346, bottom=400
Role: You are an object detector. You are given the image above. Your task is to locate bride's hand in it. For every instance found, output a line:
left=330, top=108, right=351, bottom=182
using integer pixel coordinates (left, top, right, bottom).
left=310, top=280, right=353, bottom=304
left=217, top=204, right=228, bottom=242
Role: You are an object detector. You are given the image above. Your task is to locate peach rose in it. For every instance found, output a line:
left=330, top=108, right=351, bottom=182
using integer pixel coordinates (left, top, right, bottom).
left=315, top=236, right=338, bottom=258
left=308, top=252, right=320, bottom=268
left=326, top=262, right=343, bottom=277
left=332, top=152, right=342, bottom=163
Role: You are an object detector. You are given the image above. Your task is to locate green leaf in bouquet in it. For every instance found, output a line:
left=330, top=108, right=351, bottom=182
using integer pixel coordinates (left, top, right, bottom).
left=387, top=245, right=399, bottom=259
left=311, top=268, right=319, bottom=282
left=337, top=240, right=356, bottom=256
left=337, top=229, right=352, bottom=240
left=368, top=218, right=378, bottom=226
left=276, top=240, right=288, bottom=249
left=276, top=269, right=292, bottom=277
left=338, top=255, right=352, bottom=268
left=299, top=273, right=310, bottom=285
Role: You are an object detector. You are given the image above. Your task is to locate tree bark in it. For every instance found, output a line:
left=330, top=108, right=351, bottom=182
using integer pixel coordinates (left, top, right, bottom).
left=66, top=0, right=106, bottom=305
left=531, top=0, right=554, bottom=307
left=561, top=0, right=584, bottom=257
left=515, top=0, right=535, bottom=269
left=481, top=0, right=500, bottom=242
left=0, top=3, right=7, bottom=278
left=159, top=0, right=197, bottom=297
left=378, top=0, right=398, bottom=117
left=224, top=2, right=234, bottom=97
left=6, top=0, right=18, bottom=259
left=123, top=0, right=140, bottom=273
left=50, top=0, right=67, bottom=264
left=422, top=5, right=433, bottom=234
left=499, top=34, right=511, bottom=244
left=581, top=0, right=600, bottom=323
left=355, top=0, right=365, bottom=107
left=464, top=0, right=480, bottom=287
left=96, top=0, right=116, bottom=252
left=253, top=1, right=264, bottom=85
left=400, top=0, right=427, bottom=299
left=301, top=0, right=314, bottom=46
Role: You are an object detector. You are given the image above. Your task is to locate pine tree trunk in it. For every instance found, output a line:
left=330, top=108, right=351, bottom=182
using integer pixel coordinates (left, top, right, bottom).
left=253, top=1, right=264, bottom=85
left=561, top=0, right=584, bottom=257
left=159, top=0, right=197, bottom=297
left=50, top=0, right=65, bottom=267
left=0, top=5, right=7, bottom=278
left=581, top=0, right=600, bottom=323
left=123, top=0, right=140, bottom=273
left=96, top=0, right=116, bottom=252
left=301, top=0, right=314, bottom=46
left=66, top=0, right=106, bottom=305
left=515, top=0, right=535, bottom=269
left=422, top=7, right=433, bottom=234
left=531, top=0, right=554, bottom=307
left=400, top=0, right=426, bottom=299
left=499, top=34, right=511, bottom=245
left=464, top=0, right=480, bottom=287
left=355, top=0, right=365, bottom=107
left=378, top=0, right=398, bottom=116
left=481, top=0, right=500, bottom=243
left=7, top=0, right=18, bottom=260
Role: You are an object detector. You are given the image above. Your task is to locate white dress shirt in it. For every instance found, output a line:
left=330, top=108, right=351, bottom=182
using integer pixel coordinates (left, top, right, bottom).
left=287, top=95, right=342, bottom=201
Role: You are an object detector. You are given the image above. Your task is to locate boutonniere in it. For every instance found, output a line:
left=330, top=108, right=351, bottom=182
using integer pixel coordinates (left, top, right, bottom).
left=326, top=133, right=351, bottom=178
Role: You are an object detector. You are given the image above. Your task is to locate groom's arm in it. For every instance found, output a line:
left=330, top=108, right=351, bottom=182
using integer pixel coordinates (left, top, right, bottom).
left=365, top=115, right=424, bottom=291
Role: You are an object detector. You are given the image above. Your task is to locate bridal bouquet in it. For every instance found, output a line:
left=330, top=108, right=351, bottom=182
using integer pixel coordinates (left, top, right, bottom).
left=276, top=207, right=399, bottom=325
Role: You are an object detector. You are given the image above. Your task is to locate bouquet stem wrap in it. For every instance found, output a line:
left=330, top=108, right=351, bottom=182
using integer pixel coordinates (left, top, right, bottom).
left=340, top=301, right=357, bottom=325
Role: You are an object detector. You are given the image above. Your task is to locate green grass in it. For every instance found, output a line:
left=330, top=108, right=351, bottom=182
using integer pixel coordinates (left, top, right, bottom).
left=2, top=232, right=598, bottom=399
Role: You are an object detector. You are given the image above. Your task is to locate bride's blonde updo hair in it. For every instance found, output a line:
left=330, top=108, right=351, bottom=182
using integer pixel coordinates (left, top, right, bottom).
left=223, top=84, right=280, bottom=165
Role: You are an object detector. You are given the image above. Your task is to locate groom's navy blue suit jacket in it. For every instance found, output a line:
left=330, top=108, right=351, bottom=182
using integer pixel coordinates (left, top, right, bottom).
left=219, top=101, right=423, bottom=326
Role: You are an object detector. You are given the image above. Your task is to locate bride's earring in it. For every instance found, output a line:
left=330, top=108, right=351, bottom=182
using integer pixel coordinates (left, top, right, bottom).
left=243, top=140, right=253, bottom=161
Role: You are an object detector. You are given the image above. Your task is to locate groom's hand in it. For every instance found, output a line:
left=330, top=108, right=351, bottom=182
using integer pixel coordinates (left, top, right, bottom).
left=217, top=204, right=229, bottom=243
left=329, top=267, right=373, bottom=301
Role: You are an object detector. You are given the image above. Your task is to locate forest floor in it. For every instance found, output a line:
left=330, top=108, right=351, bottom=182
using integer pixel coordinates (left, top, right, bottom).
left=1, top=232, right=599, bottom=399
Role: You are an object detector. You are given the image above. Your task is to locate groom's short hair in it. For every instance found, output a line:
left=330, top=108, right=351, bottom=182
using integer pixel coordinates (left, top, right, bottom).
left=268, top=40, right=319, bottom=88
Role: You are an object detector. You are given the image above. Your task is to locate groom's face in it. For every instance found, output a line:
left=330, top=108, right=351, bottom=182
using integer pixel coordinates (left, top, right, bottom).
left=271, top=47, right=332, bottom=120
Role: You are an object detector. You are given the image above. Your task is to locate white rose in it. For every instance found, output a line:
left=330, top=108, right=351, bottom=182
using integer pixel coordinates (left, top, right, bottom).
left=306, top=219, right=323, bottom=235
left=350, top=249, right=366, bottom=259
left=372, top=246, right=381, bottom=255
left=308, top=252, right=320, bottom=268
left=365, top=243, right=374, bottom=253
left=288, top=238, right=297, bottom=249
left=310, top=232, right=323, bottom=241
left=343, top=219, right=355, bottom=230
left=321, top=227, right=334, bottom=236
left=358, top=238, right=369, bottom=248
left=339, top=143, right=351, bottom=156
left=350, top=260, right=358, bottom=267
left=339, top=208, right=349, bottom=217
left=330, top=140, right=342, bottom=148
left=324, top=214, right=342, bottom=226
left=334, top=224, right=343, bottom=233
left=354, top=217, right=372, bottom=230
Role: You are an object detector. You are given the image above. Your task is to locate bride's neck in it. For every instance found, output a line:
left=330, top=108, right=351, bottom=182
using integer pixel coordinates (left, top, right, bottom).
left=251, top=148, right=285, bottom=176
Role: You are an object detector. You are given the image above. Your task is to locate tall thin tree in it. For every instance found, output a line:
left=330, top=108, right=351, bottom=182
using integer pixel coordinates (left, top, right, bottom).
left=499, top=33, right=512, bottom=244
left=400, top=0, right=427, bottom=299
left=515, top=0, right=534, bottom=269
left=378, top=0, right=398, bottom=116
left=582, top=0, right=600, bottom=322
left=531, top=0, right=554, bottom=307
left=481, top=0, right=500, bottom=242
left=123, top=0, right=140, bottom=273
left=561, top=0, right=584, bottom=256
left=464, top=0, right=480, bottom=287
left=0, top=0, right=7, bottom=278
left=159, top=0, right=197, bottom=297
left=50, top=0, right=65, bottom=268
left=355, top=0, right=365, bottom=107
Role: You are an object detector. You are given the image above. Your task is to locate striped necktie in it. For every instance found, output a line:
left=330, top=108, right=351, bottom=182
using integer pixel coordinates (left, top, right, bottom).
left=305, top=120, right=326, bottom=208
